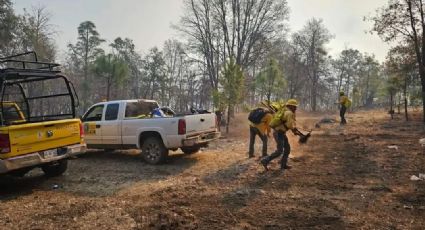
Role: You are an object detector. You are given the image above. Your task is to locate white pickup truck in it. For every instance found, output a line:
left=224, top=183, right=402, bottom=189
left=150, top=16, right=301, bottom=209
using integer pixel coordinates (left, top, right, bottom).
left=81, top=99, right=220, bottom=164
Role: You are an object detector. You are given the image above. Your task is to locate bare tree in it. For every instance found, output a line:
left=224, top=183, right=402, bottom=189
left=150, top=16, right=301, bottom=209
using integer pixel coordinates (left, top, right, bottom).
left=176, top=0, right=289, bottom=92
left=293, top=18, right=333, bottom=111
left=370, top=0, right=425, bottom=122
left=332, top=49, right=362, bottom=98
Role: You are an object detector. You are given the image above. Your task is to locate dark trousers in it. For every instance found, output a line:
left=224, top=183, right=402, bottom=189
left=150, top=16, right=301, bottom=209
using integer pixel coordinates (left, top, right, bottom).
left=340, top=105, right=347, bottom=124
left=248, top=126, right=268, bottom=157
left=263, top=131, right=290, bottom=169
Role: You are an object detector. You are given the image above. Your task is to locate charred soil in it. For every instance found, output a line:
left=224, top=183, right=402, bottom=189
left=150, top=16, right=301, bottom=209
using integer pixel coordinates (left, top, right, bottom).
left=1, top=109, right=425, bottom=229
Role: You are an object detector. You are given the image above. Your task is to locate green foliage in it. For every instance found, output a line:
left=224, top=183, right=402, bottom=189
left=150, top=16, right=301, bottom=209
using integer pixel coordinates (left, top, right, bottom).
left=212, top=89, right=225, bottom=111
left=370, top=0, right=425, bottom=121
left=143, top=47, right=168, bottom=103
left=386, top=75, right=403, bottom=95
left=93, top=54, right=129, bottom=100
left=220, top=58, right=245, bottom=107
left=256, top=58, right=286, bottom=102
left=0, top=0, right=18, bottom=55
left=219, top=58, right=244, bottom=133
left=68, top=21, right=105, bottom=67
left=333, top=48, right=362, bottom=94
left=68, top=21, right=105, bottom=111
left=110, top=37, right=143, bottom=98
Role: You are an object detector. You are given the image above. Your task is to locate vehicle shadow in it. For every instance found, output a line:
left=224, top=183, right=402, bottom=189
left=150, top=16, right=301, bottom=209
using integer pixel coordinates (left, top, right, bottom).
left=0, top=174, right=49, bottom=201
left=0, top=149, right=199, bottom=199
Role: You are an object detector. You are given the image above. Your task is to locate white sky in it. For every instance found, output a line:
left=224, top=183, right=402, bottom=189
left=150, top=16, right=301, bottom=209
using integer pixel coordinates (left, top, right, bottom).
left=287, top=0, right=391, bottom=61
left=13, top=0, right=391, bottom=62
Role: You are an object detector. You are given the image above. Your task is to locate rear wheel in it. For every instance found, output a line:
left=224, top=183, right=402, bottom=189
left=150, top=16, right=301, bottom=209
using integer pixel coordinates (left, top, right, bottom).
left=42, top=159, right=68, bottom=177
left=141, top=137, right=168, bottom=164
left=181, top=146, right=201, bottom=154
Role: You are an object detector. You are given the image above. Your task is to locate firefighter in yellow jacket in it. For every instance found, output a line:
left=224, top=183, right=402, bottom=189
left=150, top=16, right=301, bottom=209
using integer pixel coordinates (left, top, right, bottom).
left=339, top=92, right=350, bottom=125
left=248, top=109, right=273, bottom=158
left=260, top=99, right=304, bottom=172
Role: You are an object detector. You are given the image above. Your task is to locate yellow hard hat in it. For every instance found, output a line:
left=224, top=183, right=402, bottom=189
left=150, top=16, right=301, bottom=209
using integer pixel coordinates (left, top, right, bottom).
left=285, top=99, right=298, bottom=107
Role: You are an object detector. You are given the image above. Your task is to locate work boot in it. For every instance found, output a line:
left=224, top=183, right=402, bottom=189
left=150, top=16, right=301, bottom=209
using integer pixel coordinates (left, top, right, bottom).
left=283, top=165, right=292, bottom=170
left=260, top=158, right=269, bottom=171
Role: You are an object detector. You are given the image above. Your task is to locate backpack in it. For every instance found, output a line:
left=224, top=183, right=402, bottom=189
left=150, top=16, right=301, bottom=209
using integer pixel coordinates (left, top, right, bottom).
left=269, top=107, right=288, bottom=129
left=345, top=99, right=352, bottom=108
left=248, top=108, right=267, bottom=124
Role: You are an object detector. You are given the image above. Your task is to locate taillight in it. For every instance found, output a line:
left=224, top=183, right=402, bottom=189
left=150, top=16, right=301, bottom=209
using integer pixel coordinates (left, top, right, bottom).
left=79, top=123, right=85, bottom=138
left=178, top=119, right=186, bottom=135
left=0, top=134, right=11, bottom=154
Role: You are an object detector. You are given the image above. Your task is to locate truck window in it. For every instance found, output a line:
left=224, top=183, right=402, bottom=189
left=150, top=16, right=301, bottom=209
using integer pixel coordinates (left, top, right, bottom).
left=1, top=103, right=25, bottom=124
left=105, top=104, right=119, bottom=121
left=125, top=101, right=158, bottom=119
left=82, top=105, right=104, bottom=122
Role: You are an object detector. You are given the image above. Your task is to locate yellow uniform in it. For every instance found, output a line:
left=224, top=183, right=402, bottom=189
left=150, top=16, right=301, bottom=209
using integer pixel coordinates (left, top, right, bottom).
left=271, top=110, right=296, bottom=133
left=260, top=103, right=298, bottom=171
left=249, top=113, right=273, bottom=135
left=339, top=95, right=349, bottom=124
left=339, top=95, right=350, bottom=108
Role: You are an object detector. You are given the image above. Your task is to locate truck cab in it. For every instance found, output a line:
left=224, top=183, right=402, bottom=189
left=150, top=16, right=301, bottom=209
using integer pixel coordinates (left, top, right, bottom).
left=82, top=99, right=220, bottom=164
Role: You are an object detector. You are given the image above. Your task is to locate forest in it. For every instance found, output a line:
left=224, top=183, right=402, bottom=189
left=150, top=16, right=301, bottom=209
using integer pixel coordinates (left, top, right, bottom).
left=1, top=1, right=425, bottom=229
left=1, top=0, right=423, bottom=123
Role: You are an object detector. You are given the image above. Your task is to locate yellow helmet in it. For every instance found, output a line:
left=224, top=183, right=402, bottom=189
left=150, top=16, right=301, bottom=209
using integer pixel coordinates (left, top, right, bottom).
left=285, top=99, right=298, bottom=107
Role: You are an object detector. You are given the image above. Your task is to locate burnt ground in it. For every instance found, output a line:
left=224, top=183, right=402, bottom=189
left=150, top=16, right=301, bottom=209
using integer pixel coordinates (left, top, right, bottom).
left=1, top=109, right=425, bottom=229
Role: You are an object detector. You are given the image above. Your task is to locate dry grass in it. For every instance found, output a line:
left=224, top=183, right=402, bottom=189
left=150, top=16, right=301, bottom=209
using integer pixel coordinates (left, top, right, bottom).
left=1, top=109, right=425, bottom=229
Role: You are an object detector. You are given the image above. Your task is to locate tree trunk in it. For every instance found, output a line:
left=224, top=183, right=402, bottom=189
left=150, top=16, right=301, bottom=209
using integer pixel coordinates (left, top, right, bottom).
left=390, top=92, right=394, bottom=120
left=422, top=80, right=425, bottom=122
left=404, top=77, right=408, bottom=121
left=397, top=93, right=401, bottom=114
left=106, top=76, right=111, bottom=101
left=311, top=80, right=317, bottom=111
left=226, top=104, right=231, bottom=134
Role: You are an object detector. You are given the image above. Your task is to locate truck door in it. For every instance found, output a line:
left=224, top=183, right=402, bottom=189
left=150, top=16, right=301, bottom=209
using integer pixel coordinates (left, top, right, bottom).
left=82, top=104, right=105, bottom=145
left=100, top=103, right=121, bottom=146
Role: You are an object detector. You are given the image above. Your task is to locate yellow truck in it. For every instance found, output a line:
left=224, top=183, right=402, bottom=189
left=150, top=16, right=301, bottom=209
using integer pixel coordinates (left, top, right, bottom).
left=0, top=52, right=86, bottom=177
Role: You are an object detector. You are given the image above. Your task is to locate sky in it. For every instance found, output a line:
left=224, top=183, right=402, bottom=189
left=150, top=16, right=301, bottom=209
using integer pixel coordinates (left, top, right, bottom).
left=12, top=0, right=391, bottom=62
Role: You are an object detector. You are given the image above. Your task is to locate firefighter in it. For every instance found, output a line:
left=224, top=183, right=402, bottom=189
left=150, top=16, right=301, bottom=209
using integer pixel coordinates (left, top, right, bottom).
left=339, top=91, right=350, bottom=125
left=248, top=108, right=273, bottom=158
left=260, top=99, right=304, bottom=172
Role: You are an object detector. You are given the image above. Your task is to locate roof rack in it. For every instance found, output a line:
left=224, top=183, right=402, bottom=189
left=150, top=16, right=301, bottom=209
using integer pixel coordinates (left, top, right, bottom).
left=0, top=51, right=61, bottom=73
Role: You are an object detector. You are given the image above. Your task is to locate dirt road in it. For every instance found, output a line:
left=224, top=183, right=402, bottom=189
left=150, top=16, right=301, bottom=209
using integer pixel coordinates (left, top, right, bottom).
left=1, top=109, right=425, bottom=229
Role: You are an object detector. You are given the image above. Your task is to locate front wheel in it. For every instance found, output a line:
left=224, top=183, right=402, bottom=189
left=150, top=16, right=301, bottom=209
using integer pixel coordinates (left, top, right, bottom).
left=181, top=146, right=201, bottom=154
left=42, top=159, right=68, bottom=177
left=141, top=137, right=168, bottom=164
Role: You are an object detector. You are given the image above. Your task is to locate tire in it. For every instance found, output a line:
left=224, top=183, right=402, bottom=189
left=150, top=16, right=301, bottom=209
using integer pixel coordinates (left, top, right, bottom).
left=181, top=146, right=201, bottom=155
left=141, top=137, right=168, bottom=164
left=42, top=159, right=68, bottom=177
